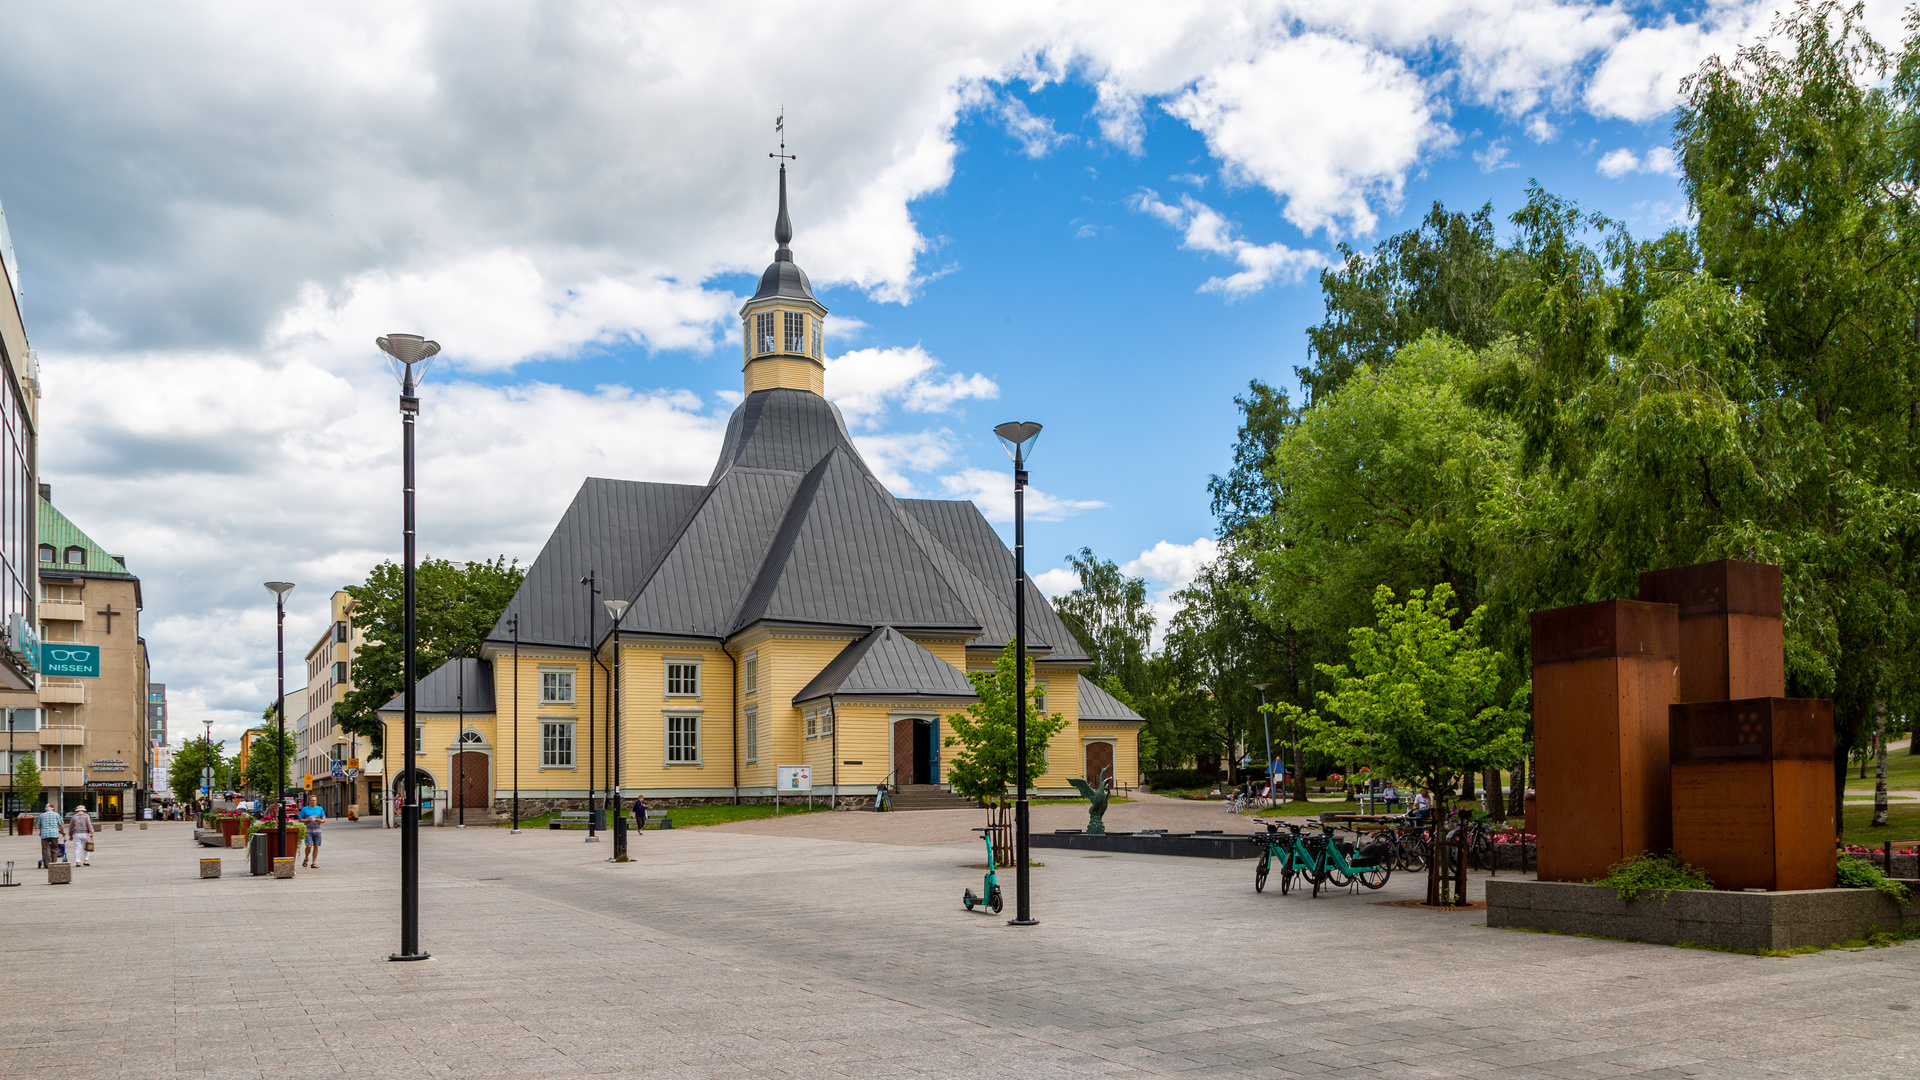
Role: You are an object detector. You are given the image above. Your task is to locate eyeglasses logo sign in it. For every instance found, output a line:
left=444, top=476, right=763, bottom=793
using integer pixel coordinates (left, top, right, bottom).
left=39, top=643, right=101, bottom=678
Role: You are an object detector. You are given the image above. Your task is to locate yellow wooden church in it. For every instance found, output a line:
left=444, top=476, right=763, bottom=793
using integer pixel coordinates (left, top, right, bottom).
left=380, top=167, right=1143, bottom=816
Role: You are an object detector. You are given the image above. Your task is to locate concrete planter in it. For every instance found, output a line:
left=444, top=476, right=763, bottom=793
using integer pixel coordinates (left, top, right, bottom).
left=1487, top=879, right=1920, bottom=950
left=46, top=863, right=71, bottom=885
left=199, top=858, right=221, bottom=879
left=271, top=858, right=295, bottom=879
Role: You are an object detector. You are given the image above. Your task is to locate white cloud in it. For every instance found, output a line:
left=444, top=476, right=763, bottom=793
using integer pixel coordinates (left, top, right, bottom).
left=995, top=95, right=1071, bottom=158
left=1474, top=138, right=1516, bottom=173
left=1597, top=145, right=1680, bottom=179
left=1164, top=33, right=1450, bottom=237
left=1032, top=567, right=1081, bottom=597
left=1123, top=537, right=1220, bottom=642
left=1129, top=192, right=1328, bottom=296
left=849, top=429, right=957, bottom=495
left=939, top=468, right=1104, bottom=523
left=825, top=345, right=998, bottom=430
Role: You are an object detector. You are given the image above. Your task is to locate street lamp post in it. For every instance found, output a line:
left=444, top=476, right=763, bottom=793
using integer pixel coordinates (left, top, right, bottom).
left=993, top=420, right=1042, bottom=928
left=264, top=582, right=294, bottom=863
left=580, top=572, right=600, bottom=841
left=509, top=613, right=520, bottom=834
left=379, top=331, right=439, bottom=963
left=456, top=658, right=465, bottom=828
left=604, top=598, right=628, bottom=860
left=1254, top=683, right=1272, bottom=806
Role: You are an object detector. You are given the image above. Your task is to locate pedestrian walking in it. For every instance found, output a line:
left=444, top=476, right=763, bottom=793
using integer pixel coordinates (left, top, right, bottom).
left=68, top=805, right=94, bottom=866
left=36, top=802, right=62, bottom=869
left=632, top=794, right=647, bottom=836
left=299, top=795, right=326, bottom=867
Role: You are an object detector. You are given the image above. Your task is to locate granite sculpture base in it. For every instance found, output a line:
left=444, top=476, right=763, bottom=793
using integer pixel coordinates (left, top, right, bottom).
left=1028, top=831, right=1261, bottom=859
left=1487, top=879, right=1920, bottom=950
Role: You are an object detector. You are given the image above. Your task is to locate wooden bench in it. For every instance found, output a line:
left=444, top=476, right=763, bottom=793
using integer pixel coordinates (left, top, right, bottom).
left=548, top=812, right=592, bottom=830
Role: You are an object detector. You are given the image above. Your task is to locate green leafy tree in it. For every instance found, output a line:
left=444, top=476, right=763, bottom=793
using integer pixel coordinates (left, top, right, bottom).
left=334, top=555, right=524, bottom=757
left=1052, top=547, right=1154, bottom=692
left=14, top=754, right=41, bottom=811
left=1272, top=584, right=1523, bottom=905
left=242, top=711, right=296, bottom=802
left=943, top=641, right=1065, bottom=826
left=167, top=735, right=227, bottom=803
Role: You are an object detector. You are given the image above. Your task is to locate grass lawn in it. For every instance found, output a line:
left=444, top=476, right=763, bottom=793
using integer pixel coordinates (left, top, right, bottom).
left=1844, top=746, right=1920, bottom=792
left=1841, top=801, right=1920, bottom=848
left=503, top=803, right=835, bottom=830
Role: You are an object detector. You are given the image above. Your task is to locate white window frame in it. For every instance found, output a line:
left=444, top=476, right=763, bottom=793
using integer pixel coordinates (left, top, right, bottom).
left=1034, top=682, right=1047, bottom=716
left=665, top=713, right=701, bottom=765
left=664, top=657, right=701, bottom=699
left=811, top=315, right=823, bottom=359
left=755, top=311, right=776, bottom=356
left=819, top=706, right=834, bottom=738
left=744, top=705, right=758, bottom=764
left=540, top=667, right=576, bottom=706
left=805, top=708, right=817, bottom=739
left=540, top=720, right=576, bottom=769
left=743, top=651, right=758, bottom=696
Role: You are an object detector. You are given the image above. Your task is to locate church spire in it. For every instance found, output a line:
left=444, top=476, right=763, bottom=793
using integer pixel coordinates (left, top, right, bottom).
left=740, top=113, right=827, bottom=397
left=774, top=163, right=793, bottom=260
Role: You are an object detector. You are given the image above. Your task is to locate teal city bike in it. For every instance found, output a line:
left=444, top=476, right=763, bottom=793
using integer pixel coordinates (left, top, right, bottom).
left=1251, top=821, right=1392, bottom=897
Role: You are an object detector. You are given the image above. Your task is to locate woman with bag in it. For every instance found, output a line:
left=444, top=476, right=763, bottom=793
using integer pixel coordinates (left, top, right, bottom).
left=69, top=804, right=95, bottom=866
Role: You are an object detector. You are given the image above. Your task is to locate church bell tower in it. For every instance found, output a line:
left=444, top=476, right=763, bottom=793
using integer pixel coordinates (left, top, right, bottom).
left=740, top=159, right=828, bottom=396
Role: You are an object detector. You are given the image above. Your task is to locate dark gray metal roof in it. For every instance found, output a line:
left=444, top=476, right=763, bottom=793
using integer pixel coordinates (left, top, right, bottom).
left=492, top=386, right=1090, bottom=662
left=898, top=498, right=1091, bottom=663
left=379, top=657, right=495, bottom=714
left=793, top=626, right=977, bottom=704
left=487, top=478, right=708, bottom=649
left=749, top=257, right=816, bottom=304
left=1076, top=674, right=1145, bottom=723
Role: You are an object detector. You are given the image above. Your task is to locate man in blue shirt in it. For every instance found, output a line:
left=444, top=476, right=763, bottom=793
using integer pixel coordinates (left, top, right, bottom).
left=36, top=802, right=63, bottom=869
left=298, top=796, right=326, bottom=868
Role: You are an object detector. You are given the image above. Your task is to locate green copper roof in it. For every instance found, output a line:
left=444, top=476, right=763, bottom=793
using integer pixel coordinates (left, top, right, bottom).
left=39, top=496, right=132, bottom=578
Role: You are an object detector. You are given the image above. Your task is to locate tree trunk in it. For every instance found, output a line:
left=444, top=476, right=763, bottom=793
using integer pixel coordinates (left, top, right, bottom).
left=1874, top=700, right=1889, bottom=828
left=1483, top=767, right=1504, bottom=819
left=1425, top=788, right=1441, bottom=906
left=1460, top=771, right=1474, bottom=801
left=1508, top=757, right=1526, bottom=823
left=1292, top=734, right=1307, bottom=803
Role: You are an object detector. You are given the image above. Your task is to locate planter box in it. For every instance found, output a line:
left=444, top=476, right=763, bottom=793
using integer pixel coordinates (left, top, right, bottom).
left=272, top=858, right=295, bottom=879
left=216, top=817, right=250, bottom=842
left=199, top=858, right=221, bottom=879
left=1487, top=879, right=1920, bottom=950
left=14, top=815, right=32, bottom=836
left=253, top=829, right=303, bottom=859
left=47, top=863, right=71, bottom=885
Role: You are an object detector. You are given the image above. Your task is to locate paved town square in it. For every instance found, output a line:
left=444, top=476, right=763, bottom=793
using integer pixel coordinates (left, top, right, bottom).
left=5, top=818, right=1918, bottom=1080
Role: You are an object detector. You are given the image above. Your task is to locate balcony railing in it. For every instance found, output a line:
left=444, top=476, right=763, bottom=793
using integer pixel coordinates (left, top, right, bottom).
left=37, top=599, right=84, bottom=622
left=37, top=722, right=84, bottom=745
left=39, top=679, right=84, bottom=704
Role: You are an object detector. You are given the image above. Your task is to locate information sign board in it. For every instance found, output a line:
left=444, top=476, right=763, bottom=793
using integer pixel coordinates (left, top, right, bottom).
left=776, top=765, right=811, bottom=792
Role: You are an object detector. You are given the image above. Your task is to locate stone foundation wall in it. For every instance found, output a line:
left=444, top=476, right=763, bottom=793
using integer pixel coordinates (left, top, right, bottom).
left=1487, top=879, right=1920, bottom=950
left=440, top=794, right=875, bottom=824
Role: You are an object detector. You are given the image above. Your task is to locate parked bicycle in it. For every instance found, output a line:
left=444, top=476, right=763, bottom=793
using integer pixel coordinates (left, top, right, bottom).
left=1250, top=821, right=1391, bottom=897
left=1369, top=819, right=1429, bottom=873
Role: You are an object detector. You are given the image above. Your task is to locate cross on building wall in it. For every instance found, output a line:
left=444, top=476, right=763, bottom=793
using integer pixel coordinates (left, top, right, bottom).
left=97, top=603, right=120, bottom=634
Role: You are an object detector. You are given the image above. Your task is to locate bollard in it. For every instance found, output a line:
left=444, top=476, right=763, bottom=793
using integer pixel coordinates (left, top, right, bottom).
left=200, top=858, right=221, bottom=879
left=115, top=822, right=123, bottom=831
left=139, top=822, right=148, bottom=830
left=47, top=862, right=72, bottom=885
left=660, top=812, right=672, bottom=830
left=271, top=857, right=295, bottom=879
left=0, top=860, right=15, bottom=887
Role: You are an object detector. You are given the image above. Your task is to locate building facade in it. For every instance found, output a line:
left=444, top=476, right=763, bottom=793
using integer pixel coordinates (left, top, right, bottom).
left=0, top=489, right=150, bottom=817
left=301, top=589, right=375, bottom=815
left=0, top=196, right=38, bottom=696
left=380, top=172, right=1142, bottom=817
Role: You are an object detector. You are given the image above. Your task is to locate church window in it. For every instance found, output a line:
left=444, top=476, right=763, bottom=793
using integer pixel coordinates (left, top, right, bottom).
left=744, top=706, right=758, bottom=763
left=742, top=316, right=752, bottom=362
left=784, top=311, right=806, bottom=353
left=811, top=316, right=823, bottom=359
left=804, top=709, right=817, bottom=739
left=666, top=661, right=699, bottom=697
left=541, top=721, right=574, bottom=767
left=755, top=312, right=776, bottom=355
left=666, top=714, right=700, bottom=763
left=540, top=669, right=575, bottom=705
left=743, top=652, right=757, bottom=695
left=1034, top=683, right=1046, bottom=715
left=819, top=707, right=833, bottom=738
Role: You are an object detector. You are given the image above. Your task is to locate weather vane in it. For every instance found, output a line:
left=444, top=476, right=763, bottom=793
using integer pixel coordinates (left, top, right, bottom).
left=771, top=110, right=796, bottom=164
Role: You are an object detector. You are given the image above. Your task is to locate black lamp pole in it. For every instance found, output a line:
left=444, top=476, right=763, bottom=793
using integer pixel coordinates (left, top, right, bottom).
left=994, top=420, right=1042, bottom=928
left=605, top=598, right=628, bottom=860
left=264, top=582, right=293, bottom=863
left=581, top=571, right=599, bottom=841
left=379, top=332, right=438, bottom=963
left=510, top=613, right=520, bottom=834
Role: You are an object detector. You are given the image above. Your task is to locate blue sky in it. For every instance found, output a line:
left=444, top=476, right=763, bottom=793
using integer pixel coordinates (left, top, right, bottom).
left=0, top=1, right=1880, bottom=744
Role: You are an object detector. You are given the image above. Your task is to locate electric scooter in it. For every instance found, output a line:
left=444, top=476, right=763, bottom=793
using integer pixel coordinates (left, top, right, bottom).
left=962, top=827, right=1004, bottom=914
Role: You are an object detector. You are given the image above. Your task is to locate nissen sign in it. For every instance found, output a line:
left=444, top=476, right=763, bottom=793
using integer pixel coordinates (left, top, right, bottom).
left=41, top=644, right=100, bottom=678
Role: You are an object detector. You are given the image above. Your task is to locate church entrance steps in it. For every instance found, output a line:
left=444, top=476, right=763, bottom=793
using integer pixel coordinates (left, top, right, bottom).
left=888, top=785, right=977, bottom=812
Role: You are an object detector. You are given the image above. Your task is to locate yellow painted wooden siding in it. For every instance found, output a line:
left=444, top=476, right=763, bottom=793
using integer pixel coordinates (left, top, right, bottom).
left=1080, top=723, right=1142, bottom=787
left=824, top=702, right=901, bottom=787
left=611, top=641, right=736, bottom=788
left=481, top=655, right=600, bottom=792
left=379, top=714, right=500, bottom=791
left=744, top=354, right=823, bottom=394
left=741, top=634, right=858, bottom=785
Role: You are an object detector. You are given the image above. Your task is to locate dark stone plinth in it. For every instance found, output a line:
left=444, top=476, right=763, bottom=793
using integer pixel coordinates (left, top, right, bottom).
left=1027, top=831, right=1261, bottom=859
left=1486, top=879, right=1920, bottom=950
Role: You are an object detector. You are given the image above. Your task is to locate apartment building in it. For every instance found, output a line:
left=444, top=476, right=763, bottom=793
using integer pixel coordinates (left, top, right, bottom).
left=302, top=589, right=373, bottom=815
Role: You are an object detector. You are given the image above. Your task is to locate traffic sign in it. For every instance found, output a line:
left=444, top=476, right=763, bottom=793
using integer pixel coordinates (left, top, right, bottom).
left=302, top=774, right=312, bottom=791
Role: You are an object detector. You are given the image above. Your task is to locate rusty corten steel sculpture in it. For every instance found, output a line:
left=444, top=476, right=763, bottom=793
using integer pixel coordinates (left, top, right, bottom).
left=1532, top=558, right=1835, bottom=892
left=1530, top=599, right=1679, bottom=883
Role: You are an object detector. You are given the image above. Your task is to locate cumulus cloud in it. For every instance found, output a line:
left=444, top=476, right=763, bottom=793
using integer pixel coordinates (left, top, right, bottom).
left=1474, top=138, right=1517, bottom=173
left=1123, top=537, right=1220, bottom=642
left=1130, top=192, right=1328, bottom=296
left=939, top=469, right=1104, bottom=523
left=1597, top=145, right=1679, bottom=178
left=824, top=345, right=998, bottom=430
